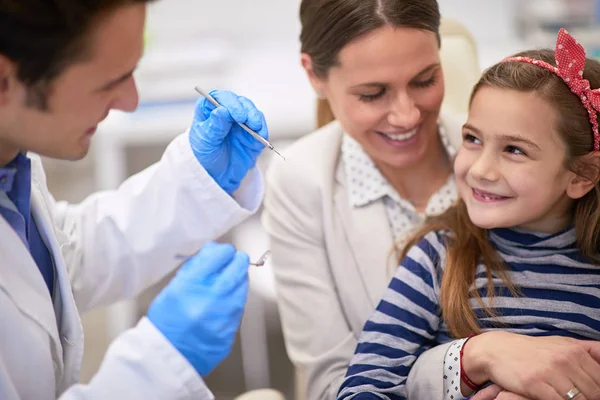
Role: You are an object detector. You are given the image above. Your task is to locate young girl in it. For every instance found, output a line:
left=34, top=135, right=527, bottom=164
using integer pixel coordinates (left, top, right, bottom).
left=337, top=29, right=600, bottom=400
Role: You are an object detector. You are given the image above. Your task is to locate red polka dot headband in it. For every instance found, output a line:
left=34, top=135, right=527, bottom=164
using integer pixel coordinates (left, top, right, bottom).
left=502, top=28, right=600, bottom=151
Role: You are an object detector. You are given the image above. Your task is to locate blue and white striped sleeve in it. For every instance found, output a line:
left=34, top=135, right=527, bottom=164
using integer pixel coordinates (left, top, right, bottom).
left=337, top=232, right=445, bottom=400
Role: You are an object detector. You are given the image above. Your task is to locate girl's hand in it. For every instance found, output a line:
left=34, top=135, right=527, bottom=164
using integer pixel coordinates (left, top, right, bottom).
left=471, top=385, right=535, bottom=400
left=471, top=384, right=504, bottom=400
left=494, top=391, right=533, bottom=400
left=462, top=331, right=600, bottom=400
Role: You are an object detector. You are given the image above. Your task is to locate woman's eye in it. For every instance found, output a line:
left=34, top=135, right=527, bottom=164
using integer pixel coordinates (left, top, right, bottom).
left=506, top=145, right=526, bottom=155
left=411, top=76, right=436, bottom=88
left=359, top=89, right=386, bottom=102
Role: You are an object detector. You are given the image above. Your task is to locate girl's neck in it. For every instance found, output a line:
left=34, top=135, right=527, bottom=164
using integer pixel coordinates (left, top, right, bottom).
left=511, top=197, right=574, bottom=234
left=376, top=136, right=452, bottom=212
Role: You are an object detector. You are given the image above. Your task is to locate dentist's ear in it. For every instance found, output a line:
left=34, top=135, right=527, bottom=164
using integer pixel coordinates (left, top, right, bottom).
left=0, top=55, right=16, bottom=106
left=566, top=152, right=600, bottom=199
left=301, top=53, right=326, bottom=99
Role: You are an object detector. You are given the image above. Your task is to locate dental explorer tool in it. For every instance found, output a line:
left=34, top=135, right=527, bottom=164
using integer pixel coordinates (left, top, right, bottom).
left=194, top=86, right=285, bottom=160
left=175, top=249, right=271, bottom=267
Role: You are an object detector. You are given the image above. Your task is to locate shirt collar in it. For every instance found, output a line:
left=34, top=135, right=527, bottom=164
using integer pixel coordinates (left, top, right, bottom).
left=0, top=153, right=29, bottom=193
left=342, top=122, right=456, bottom=208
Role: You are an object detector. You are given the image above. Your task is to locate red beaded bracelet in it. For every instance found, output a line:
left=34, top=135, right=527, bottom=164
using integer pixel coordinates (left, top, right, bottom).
left=459, top=334, right=483, bottom=391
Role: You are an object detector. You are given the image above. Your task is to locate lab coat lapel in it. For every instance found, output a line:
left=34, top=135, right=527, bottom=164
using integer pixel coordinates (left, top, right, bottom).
left=0, top=213, right=63, bottom=362
left=30, top=181, right=84, bottom=388
left=333, top=164, right=395, bottom=308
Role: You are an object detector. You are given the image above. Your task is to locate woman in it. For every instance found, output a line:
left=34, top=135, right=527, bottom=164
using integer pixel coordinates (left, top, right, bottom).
left=262, top=0, right=461, bottom=398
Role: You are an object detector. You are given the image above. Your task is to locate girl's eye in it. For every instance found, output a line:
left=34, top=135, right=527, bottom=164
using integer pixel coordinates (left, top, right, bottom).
left=411, top=76, right=436, bottom=88
left=359, top=89, right=386, bottom=102
left=463, top=133, right=481, bottom=144
left=506, top=145, right=526, bottom=155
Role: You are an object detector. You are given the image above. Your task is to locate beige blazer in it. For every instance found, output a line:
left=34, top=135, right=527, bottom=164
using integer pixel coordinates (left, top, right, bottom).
left=262, top=115, right=464, bottom=399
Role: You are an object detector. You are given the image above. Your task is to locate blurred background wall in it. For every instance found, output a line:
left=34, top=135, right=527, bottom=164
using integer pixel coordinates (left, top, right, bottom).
left=42, top=1, right=600, bottom=398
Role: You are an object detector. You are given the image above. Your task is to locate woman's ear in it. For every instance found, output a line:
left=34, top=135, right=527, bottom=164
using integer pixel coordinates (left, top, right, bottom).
left=300, top=53, right=326, bottom=99
left=566, top=152, right=600, bottom=199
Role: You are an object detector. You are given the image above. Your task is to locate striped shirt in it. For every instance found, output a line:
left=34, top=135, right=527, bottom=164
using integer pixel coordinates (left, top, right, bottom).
left=337, top=227, right=600, bottom=399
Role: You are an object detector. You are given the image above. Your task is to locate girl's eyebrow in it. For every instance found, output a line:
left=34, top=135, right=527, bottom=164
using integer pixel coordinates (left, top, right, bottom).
left=497, top=134, right=541, bottom=151
left=463, top=123, right=541, bottom=151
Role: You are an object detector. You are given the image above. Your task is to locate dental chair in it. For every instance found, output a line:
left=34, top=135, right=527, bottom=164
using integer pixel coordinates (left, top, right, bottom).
left=234, top=17, right=480, bottom=400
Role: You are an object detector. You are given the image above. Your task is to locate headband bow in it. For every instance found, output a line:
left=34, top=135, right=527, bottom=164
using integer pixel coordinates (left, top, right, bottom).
left=503, top=28, right=600, bottom=151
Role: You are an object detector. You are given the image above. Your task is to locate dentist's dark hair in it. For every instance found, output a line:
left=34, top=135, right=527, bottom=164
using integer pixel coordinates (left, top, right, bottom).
left=399, top=48, right=600, bottom=339
left=0, top=0, right=154, bottom=109
left=299, top=0, right=441, bottom=128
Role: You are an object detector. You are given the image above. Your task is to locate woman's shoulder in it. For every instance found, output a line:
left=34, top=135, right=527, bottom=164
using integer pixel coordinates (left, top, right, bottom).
left=280, top=120, right=344, bottom=161
left=266, top=120, right=344, bottom=188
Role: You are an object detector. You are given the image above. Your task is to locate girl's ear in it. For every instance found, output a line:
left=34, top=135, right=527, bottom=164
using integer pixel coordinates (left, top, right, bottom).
left=566, top=152, right=600, bottom=199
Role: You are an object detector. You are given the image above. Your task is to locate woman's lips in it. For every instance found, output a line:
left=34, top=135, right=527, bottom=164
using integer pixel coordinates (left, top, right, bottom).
left=376, top=128, right=419, bottom=147
left=379, top=129, right=417, bottom=141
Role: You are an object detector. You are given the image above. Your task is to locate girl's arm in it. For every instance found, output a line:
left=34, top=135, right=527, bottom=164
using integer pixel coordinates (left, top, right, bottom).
left=337, top=232, right=445, bottom=400
left=460, top=331, right=600, bottom=400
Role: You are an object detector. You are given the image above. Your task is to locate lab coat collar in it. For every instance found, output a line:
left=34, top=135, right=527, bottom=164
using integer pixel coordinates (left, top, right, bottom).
left=30, top=169, right=84, bottom=389
left=0, top=210, right=64, bottom=373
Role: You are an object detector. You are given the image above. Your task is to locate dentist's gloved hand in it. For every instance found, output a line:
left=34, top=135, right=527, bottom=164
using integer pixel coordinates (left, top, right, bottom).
left=147, top=242, right=249, bottom=376
left=189, top=89, right=269, bottom=194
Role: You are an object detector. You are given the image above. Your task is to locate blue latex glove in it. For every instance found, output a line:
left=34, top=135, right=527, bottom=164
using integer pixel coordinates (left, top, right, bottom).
left=147, top=242, right=249, bottom=376
left=189, top=90, right=269, bottom=194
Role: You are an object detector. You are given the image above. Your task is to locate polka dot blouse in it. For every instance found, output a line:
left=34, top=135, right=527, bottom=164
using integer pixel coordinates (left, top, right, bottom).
left=341, top=122, right=458, bottom=254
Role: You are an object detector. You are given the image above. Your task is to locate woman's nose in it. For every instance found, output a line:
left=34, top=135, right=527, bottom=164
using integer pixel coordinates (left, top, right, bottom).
left=387, top=92, right=420, bottom=129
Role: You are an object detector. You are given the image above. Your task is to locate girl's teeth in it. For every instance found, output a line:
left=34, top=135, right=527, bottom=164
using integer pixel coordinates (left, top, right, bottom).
left=478, top=191, right=502, bottom=200
left=383, top=130, right=417, bottom=141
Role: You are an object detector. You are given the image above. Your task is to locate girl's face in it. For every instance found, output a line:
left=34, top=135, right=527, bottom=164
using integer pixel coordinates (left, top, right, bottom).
left=454, top=86, right=586, bottom=233
left=303, top=26, right=444, bottom=172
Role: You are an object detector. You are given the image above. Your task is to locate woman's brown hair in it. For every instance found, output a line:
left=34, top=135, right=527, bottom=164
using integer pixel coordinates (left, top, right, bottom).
left=400, top=49, right=600, bottom=338
left=299, top=0, right=441, bottom=128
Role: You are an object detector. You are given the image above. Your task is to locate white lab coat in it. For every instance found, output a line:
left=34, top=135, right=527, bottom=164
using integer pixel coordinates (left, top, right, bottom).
left=0, top=133, right=263, bottom=400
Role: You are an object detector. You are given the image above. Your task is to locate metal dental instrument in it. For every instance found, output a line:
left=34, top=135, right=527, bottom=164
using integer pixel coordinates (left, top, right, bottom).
left=194, top=86, right=285, bottom=160
left=175, top=249, right=271, bottom=267
left=250, top=250, right=271, bottom=267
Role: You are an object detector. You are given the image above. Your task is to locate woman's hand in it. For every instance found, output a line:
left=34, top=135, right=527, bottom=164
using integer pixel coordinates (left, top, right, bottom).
left=462, top=331, right=600, bottom=400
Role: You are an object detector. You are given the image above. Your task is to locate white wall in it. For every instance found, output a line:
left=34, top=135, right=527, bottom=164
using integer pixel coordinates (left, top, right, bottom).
left=145, top=0, right=302, bottom=46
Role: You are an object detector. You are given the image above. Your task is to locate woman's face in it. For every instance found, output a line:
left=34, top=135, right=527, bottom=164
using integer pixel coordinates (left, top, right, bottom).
left=304, top=26, right=444, bottom=170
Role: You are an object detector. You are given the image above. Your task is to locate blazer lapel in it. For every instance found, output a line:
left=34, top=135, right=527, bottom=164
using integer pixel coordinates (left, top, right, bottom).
left=333, top=163, right=395, bottom=308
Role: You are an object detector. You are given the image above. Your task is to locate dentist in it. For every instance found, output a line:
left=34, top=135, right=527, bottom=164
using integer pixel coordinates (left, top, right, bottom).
left=0, top=0, right=267, bottom=399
